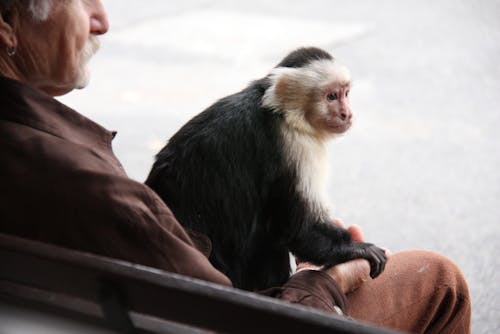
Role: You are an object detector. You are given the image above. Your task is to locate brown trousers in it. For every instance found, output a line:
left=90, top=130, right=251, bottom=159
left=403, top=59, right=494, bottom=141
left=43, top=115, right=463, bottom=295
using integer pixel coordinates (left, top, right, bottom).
left=347, top=250, right=471, bottom=334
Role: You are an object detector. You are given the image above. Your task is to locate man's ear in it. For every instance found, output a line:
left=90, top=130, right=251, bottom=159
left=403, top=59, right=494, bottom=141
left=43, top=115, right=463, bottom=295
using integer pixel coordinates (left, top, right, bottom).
left=0, top=7, right=19, bottom=49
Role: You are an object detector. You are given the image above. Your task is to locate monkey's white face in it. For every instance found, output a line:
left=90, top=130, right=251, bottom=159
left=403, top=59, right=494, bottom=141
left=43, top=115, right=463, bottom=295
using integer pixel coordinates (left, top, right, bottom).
left=262, top=59, right=352, bottom=139
left=319, top=81, right=352, bottom=134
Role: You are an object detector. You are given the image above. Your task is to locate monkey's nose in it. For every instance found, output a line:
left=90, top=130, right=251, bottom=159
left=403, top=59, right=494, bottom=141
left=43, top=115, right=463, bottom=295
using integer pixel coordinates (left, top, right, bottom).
left=339, top=111, right=352, bottom=121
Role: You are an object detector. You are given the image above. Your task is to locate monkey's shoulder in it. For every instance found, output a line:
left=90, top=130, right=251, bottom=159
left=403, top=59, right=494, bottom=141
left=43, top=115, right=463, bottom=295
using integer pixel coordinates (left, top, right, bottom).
left=172, top=83, right=278, bottom=144
left=203, top=81, right=271, bottom=124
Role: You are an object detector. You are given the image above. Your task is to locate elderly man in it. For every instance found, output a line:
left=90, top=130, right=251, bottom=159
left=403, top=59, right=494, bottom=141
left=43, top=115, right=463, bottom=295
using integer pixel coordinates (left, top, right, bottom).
left=0, top=1, right=471, bottom=333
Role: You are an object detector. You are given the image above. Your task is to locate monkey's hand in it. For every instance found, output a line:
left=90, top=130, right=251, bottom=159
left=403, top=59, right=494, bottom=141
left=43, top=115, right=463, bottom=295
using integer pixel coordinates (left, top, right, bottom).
left=297, top=242, right=388, bottom=293
left=293, top=222, right=389, bottom=279
left=350, top=242, right=387, bottom=278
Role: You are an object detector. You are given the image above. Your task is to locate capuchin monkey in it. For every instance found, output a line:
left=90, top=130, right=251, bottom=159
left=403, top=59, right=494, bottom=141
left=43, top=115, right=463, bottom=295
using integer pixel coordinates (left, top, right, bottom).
left=146, top=47, right=387, bottom=291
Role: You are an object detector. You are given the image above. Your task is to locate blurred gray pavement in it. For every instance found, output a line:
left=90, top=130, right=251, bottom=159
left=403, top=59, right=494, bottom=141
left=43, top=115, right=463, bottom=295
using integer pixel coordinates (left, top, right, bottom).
left=59, top=1, right=500, bottom=332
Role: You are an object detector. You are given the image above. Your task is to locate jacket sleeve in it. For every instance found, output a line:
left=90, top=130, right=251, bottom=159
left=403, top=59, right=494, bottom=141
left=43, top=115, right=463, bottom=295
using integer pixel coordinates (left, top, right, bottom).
left=28, top=164, right=233, bottom=288
left=261, top=270, right=350, bottom=316
left=100, top=178, right=233, bottom=288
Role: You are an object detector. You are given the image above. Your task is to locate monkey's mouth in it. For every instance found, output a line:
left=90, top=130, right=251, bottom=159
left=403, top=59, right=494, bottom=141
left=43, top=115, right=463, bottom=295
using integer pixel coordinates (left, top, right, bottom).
left=331, top=120, right=352, bottom=133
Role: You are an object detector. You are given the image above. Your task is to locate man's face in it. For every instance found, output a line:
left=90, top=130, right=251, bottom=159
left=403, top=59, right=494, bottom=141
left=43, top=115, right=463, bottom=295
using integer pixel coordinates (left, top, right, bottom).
left=16, top=0, right=109, bottom=96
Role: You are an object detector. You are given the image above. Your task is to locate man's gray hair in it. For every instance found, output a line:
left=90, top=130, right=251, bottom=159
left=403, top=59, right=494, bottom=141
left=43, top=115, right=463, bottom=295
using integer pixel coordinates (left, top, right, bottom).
left=2, top=0, right=54, bottom=21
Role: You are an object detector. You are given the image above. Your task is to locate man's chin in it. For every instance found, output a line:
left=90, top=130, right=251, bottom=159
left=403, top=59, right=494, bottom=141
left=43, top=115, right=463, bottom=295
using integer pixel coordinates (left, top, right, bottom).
left=75, top=81, right=89, bottom=90
left=75, top=68, right=91, bottom=89
left=43, top=78, right=90, bottom=97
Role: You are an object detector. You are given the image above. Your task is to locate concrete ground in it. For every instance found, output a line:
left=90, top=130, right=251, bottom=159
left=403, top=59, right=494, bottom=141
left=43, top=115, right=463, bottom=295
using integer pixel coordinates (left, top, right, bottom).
left=60, top=1, right=500, bottom=332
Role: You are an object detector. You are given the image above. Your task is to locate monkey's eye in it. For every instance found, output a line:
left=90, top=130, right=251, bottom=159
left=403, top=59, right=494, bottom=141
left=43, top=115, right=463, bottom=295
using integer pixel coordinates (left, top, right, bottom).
left=345, top=90, right=350, bottom=97
left=326, top=93, right=338, bottom=101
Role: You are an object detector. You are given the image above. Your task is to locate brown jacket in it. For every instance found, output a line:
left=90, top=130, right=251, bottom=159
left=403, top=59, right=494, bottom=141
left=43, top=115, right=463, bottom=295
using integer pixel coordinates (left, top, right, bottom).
left=0, top=76, right=348, bottom=314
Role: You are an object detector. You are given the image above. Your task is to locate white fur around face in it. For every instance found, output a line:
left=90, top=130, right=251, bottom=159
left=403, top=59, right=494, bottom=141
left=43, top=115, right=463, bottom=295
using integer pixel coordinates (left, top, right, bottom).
left=262, top=59, right=351, bottom=138
left=281, top=128, right=331, bottom=217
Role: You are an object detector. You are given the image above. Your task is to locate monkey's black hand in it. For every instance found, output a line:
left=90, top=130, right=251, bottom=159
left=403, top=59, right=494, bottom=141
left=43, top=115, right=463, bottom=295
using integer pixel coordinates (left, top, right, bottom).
left=352, top=242, right=387, bottom=278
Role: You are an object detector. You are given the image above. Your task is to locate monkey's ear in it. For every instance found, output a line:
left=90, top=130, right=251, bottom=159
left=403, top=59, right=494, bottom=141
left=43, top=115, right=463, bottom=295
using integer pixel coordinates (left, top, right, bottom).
left=263, top=68, right=303, bottom=111
left=264, top=72, right=296, bottom=112
left=273, top=74, right=292, bottom=101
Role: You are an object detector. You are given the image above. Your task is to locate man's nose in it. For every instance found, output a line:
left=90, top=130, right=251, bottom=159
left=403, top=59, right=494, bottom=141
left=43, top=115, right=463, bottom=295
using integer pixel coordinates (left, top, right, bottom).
left=90, top=0, right=110, bottom=35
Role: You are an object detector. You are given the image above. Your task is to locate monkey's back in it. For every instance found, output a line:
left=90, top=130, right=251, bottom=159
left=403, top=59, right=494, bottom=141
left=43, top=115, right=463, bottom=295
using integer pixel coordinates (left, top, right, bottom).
left=146, top=80, right=290, bottom=289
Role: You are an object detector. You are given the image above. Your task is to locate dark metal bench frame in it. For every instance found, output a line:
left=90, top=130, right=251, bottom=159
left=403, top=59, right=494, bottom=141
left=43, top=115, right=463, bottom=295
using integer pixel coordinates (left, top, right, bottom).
left=0, top=233, right=401, bottom=333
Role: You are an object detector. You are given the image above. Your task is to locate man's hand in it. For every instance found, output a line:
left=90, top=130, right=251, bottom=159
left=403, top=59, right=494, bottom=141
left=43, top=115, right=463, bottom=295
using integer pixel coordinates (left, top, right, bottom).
left=295, top=218, right=390, bottom=294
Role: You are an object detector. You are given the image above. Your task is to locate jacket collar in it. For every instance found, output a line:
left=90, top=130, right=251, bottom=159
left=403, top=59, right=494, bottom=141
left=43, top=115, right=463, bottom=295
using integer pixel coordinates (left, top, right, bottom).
left=0, top=76, right=116, bottom=149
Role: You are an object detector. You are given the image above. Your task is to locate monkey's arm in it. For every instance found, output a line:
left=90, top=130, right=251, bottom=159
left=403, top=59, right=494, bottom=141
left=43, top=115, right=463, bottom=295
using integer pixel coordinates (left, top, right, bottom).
left=289, top=220, right=387, bottom=278
left=270, top=183, right=386, bottom=279
left=266, top=176, right=386, bottom=278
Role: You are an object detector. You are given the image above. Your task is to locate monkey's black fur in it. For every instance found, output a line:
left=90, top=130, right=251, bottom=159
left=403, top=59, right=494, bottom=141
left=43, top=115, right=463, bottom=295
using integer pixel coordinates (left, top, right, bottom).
left=275, top=47, right=333, bottom=68
left=146, top=47, right=386, bottom=291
